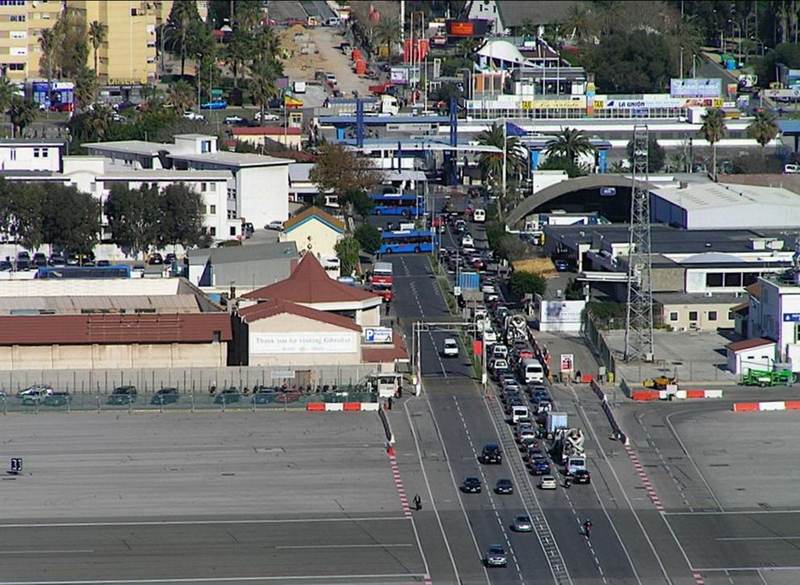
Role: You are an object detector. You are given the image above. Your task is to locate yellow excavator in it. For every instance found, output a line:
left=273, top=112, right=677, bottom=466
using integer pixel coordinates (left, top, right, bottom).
left=642, top=375, right=677, bottom=390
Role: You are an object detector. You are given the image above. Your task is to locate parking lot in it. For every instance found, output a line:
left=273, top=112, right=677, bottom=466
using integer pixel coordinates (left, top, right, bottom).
left=0, top=412, right=426, bottom=583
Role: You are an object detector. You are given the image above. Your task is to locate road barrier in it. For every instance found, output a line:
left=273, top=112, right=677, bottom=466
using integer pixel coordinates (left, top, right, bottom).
left=733, top=400, right=800, bottom=412
left=305, top=402, right=379, bottom=412
left=590, top=379, right=629, bottom=445
left=630, top=389, right=723, bottom=401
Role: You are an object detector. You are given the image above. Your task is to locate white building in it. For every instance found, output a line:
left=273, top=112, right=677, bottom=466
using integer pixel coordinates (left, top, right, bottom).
left=747, top=274, right=800, bottom=371
left=83, top=134, right=290, bottom=229
left=0, top=139, right=65, bottom=173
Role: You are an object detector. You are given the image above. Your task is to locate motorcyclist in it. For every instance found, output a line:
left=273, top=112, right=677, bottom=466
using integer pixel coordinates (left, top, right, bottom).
left=583, top=519, right=592, bottom=537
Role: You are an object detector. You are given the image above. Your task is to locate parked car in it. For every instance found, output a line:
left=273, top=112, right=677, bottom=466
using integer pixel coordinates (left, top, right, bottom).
left=48, top=254, right=66, bottom=266
left=0, top=260, right=11, bottom=271
left=485, top=545, right=508, bottom=567
left=148, top=253, right=164, bottom=265
left=200, top=100, right=227, bottom=110
left=255, top=111, right=280, bottom=122
left=182, top=111, right=205, bottom=121
left=495, top=478, right=514, bottom=495
left=224, top=115, right=245, bottom=125
left=252, top=388, right=278, bottom=404
left=461, top=476, right=482, bottom=493
left=96, top=259, right=111, bottom=267
left=42, top=391, right=71, bottom=407
left=32, top=252, right=47, bottom=267
left=107, top=385, right=137, bottom=405
left=20, top=386, right=54, bottom=404
left=265, top=220, right=284, bottom=231
left=17, top=384, right=53, bottom=399
left=214, top=387, right=242, bottom=404
left=151, top=387, right=180, bottom=405
left=512, top=515, right=533, bottom=532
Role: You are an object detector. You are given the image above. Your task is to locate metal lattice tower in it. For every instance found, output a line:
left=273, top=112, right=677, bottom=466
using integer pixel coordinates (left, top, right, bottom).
left=624, top=125, right=655, bottom=362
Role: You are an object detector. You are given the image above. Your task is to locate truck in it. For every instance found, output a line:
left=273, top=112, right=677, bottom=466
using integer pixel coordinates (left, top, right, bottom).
left=551, top=428, right=585, bottom=465
left=371, top=261, right=393, bottom=302
left=546, top=412, right=568, bottom=436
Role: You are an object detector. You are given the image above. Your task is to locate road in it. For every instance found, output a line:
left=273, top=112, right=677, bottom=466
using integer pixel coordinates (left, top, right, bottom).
left=383, top=210, right=666, bottom=584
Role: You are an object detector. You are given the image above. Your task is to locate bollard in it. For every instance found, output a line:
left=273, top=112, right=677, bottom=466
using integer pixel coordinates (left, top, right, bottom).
left=190, top=392, right=195, bottom=413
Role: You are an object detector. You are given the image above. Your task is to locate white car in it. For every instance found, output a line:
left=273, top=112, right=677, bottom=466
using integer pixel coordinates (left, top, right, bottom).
left=183, top=111, right=205, bottom=121
left=442, top=338, right=459, bottom=357
left=481, top=283, right=496, bottom=294
left=491, top=344, right=508, bottom=359
left=482, top=327, right=498, bottom=344
left=461, top=234, right=474, bottom=248
left=539, top=475, right=557, bottom=490
left=224, top=115, right=245, bottom=125
left=255, top=111, right=280, bottom=122
left=265, top=220, right=284, bottom=231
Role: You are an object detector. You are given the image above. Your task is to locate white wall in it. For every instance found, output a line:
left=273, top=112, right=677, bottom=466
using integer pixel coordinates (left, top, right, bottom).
left=537, top=298, right=585, bottom=332
left=0, top=144, right=61, bottom=172
left=236, top=165, right=289, bottom=227
left=727, top=345, right=775, bottom=375
left=532, top=170, right=568, bottom=194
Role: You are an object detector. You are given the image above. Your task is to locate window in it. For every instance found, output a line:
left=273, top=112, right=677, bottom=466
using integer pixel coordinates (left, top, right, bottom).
left=201, top=140, right=211, bottom=153
left=209, top=182, right=216, bottom=192
left=200, top=182, right=207, bottom=192
left=743, top=273, right=758, bottom=286
left=724, top=273, right=742, bottom=287
left=9, top=14, right=26, bottom=22
left=708, top=311, right=717, bottom=321
left=209, top=205, right=216, bottom=214
left=209, top=227, right=216, bottom=236
left=706, top=273, right=723, bottom=287
left=728, top=310, right=734, bottom=320
left=688, top=311, right=698, bottom=322
left=9, top=149, right=16, bottom=161
left=669, top=311, right=678, bottom=321
left=131, top=8, right=138, bottom=16
left=229, top=226, right=236, bottom=236
left=41, top=148, right=48, bottom=158
left=7, top=63, right=24, bottom=71
left=33, top=148, right=40, bottom=158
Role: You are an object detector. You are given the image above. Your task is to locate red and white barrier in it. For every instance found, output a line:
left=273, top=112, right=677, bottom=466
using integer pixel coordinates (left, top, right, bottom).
left=732, top=400, right=800, bottom=412
left=630, top=389, right=722, bottom=401
left=305, top=402, right=380, bottom=412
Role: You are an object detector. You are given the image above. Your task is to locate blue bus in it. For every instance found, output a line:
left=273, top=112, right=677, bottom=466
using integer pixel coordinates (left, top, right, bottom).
left=379, top=230, right=435, bottom=254
left=36, top=265, right=131, bottom=279
left=370, top=193, right=425, bottom=217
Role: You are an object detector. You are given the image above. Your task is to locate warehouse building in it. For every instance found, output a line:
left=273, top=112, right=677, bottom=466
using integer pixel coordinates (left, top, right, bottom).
left=0, top=278, right=231, bottom=371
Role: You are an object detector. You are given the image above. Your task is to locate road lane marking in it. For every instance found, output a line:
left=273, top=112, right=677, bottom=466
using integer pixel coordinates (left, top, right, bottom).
left=0, top=550, right=94, bottom=555
left=276, top=544, right=415, bottom=549
left=0, top=574, right=430, bottom=585
left=0, top=517, right=408, bottom=528
left=716, top=536, right=800, bottom=541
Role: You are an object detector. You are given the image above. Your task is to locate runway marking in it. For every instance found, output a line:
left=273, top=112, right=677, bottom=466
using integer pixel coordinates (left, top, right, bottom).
left=0, top=574, right=430, bottom=585
left=624, top=444, right=665, bottom=512
left=276, top=543, right=415, bottom=549
left=716, top=536, right=800, bottom=541
left=0, top=517, right=408, bottom=529
left=0, top=550, right=94, bottom=555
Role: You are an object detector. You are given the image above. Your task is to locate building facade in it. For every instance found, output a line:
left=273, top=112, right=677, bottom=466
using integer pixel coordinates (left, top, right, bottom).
left=0, top=0, right=62, bottom=81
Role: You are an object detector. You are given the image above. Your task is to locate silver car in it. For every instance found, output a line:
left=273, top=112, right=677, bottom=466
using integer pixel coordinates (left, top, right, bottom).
left=485, top=545, right=507, bottom=567
left=513, top=515, right=533, bottom=532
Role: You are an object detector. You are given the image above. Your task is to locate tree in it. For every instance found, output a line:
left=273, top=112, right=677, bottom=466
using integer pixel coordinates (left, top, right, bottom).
left=354, top=224, right=382, bottom=255
left=105, top=184, right=161, bottom=257
left=537, top=155, right=589, bottom=178
left=249, top=58, right=280, bottom=125
left=310, top=144, right=380, bottom=207
left=509, top=271, right=547, bottom=298
left=563, top=3, right=596, bottom=42
left=42, top=185, right=100, bottom=256
left=375, top=16, right=401, bottom=61
left=88, top=20, right=107, bottom=76
left=167, top=79, right=195, bottom=113
left=0, top=181, right=44, bottom=251
left=74, top=66, right=98, bottom=110
left=626, top=136, right=666, bottom=172
left=38, top=28, right=57, bottom=90
left=226, top=29, right=253, bottom=88
left=476, top=122, right=526, bottom=215
left=52, top=7, right=89, bottom=79
left=158, top=183, right=206, bottom=249
left=165, top=0, right=202, bottom=77
left=747, top=110, right=779, bottom=148
left=8, top=97, right=38, bottom=138
left=349, top=189, right=375, bottom=217
left=0, top=77, right=17, bottom=118
left=335, top=236, right=361, bottom=277
left=545, top=127, right=595, bottom=165
left=700, top=108, right=727, bottom=180
left=582, top=30, right=674, bottom=93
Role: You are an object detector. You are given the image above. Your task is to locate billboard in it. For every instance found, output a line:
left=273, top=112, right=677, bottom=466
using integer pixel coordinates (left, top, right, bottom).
left=670, top=78, right=722, bottom=98
left=250, top=332, right=358, bottom=354
left=446, top=19, right=489, bottom=37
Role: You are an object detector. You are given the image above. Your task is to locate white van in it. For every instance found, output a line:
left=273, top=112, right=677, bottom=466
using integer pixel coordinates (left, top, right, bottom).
left=293, top=80, right=307, bottom=94
left=566, top=456, right=586, bottom=476
left=473, top=208, right=486, bottom=223
left=520, top=358, right=545, bottom=384
left=511, top=405, right=530, bottom=424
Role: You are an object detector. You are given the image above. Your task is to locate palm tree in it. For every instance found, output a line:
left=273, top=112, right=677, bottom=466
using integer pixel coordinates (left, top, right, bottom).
left=700, top=109, right=727, bottom=180
left=164, top=0, right=200, bottom=77
left=226, top=29, right=252, bottom=88
left=8, top=97, right=38, bottom=138
left=74, top=66, right=98, bottom=110
left=0, top=77, right=16, bottom=114
left=166, top=79, right=195, bottom=113
left=38, top=28, right=56, bottom=90
left=85, top=104, right=114, bottom=141
left=249, top=59, right=279, bottom=125
left=88, top=20, right=107, bottom=78
left=476, top=123, right=527, bottom=217
left=545, top=128, right=595, bottom=165
left=747, top=110, right=779, bottom=148
left=375, top=16, right=401, bottom=62
left=563, top=4, right=595, bottom=42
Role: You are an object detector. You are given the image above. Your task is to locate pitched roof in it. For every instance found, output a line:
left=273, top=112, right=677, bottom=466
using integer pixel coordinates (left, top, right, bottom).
left=283, top=206, right=345, bottom=233
left=726, top=338, right=775, bottom=352
left=187, top=241, right=298, bottom=265
left=746, top=282, right=763, bottom=299
left=238, top=298, right=361, bottom=331
left=361, top=333, right=409, bottom=363
left=242, top=253, right=380, bottom=304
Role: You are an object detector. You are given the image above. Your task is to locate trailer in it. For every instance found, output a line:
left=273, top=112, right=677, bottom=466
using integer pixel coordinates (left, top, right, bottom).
left=741, top=368, right=795, bottom=387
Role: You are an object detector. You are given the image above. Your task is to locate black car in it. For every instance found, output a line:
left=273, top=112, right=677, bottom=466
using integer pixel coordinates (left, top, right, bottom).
left=16, top=259, right=30, bottom=271
left=481, top=443, right=502, bottom=464
left=0, top=260, right=11, bottom=272
left=251, top=388, right=278, bottom=404
left=461, top=477, right=482, bottom=493
left=43, top=391, right=71, bottom=407
left=107, top=385, right=137, bottom=405
left=148, top=253, right=164, bottom=265
left=214, top=387, right=242, bottom=404
left=164, top=253, right=177, bottom=264
left=96, top=259, right=111, bottom=267
left=32, top=252, right=47, bottom=267
left=573, top=469, right=591, bottom=484
left=151, top=387, right=180, bottom=405
left=495, top=479, right=514, bottom=495
left=49, top=254, right=66, bottom=266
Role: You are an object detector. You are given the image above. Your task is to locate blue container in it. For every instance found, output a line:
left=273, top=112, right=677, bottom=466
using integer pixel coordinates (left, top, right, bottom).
left=458, top=271, right=480, bottom=291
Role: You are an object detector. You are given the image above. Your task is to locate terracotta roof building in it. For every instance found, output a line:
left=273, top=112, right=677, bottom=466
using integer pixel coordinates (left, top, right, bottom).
left=0, top=278, right=231, bottom=371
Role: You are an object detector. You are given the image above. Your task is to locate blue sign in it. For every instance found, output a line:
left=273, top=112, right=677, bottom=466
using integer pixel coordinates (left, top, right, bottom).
left=364, top=327, right=393, bottom=344
left=600, top=187, right=616, bottom=197
left=783, top=313, right=800, bottom=322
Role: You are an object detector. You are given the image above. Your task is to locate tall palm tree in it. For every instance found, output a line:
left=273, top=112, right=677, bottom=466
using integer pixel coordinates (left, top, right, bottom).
left=249, top=59, right=279, bottom=126
left=476, top=123, right=526, bottom=217
left=700, top=109, right=727, bottom=180
left=747, top=109, right=779, bottom=148
left=164, top=0, right=200, bottom=77
left=8, top=97, right=38, bottom=138
left=38, top=28, right=56, bottom=90
left=563, top=4, right=596, bottom=42
left=88, top=20, right=107, bottom=77
left=375, top=16, right=401, bottom=61
left=166, top=79, right=195, bottom=113
left=226, top=29, right=251, bottom=88
left=0, top=77, right=16, bottom=114
left=74, top=66, right=98, bottom=110
left=545, top=128, right=595, bottom=165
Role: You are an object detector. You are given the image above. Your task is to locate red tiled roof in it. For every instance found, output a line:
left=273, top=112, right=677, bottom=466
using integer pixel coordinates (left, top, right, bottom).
left=362, top=333, right=409, bottom=363
left=745, top=282, right=763, bottom=299
left=0, top=313, right=232, bottom=345
left=243, top=254, right=380, bottom=304
left=238, top=298, right=361, bottom=331
left=726, top=338, right=775, bottom=352
left=283, top=205, right=345, bottom=232
left=233, top=126, right=302, bottom=136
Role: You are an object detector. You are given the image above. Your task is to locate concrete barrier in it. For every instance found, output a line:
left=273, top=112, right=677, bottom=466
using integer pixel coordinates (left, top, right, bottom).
left=630, top=388, right=724, bottom=400
left=361, top=402, right=380, bottom=411
left=306, top=402, right=325, bottom=411
left=324, top=403, right=344, bottom=411
left=590, top=379, right=628, bottom=445
left=343, top=402, right=362, bottom=411
left=631, top=390, right=660, bottom=401
left=733, top=401, right=800, bottom=412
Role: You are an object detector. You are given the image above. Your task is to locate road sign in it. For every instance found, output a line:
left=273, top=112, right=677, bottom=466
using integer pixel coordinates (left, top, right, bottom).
left=364, top=327, right=393, bottom=344
left=560, top=354, right=574, bottom=373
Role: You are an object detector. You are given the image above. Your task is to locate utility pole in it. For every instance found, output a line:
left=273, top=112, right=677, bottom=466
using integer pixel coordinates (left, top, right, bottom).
left=501, top=119, right=507, bottom=206
left=624, top=125, right=655, bottom=362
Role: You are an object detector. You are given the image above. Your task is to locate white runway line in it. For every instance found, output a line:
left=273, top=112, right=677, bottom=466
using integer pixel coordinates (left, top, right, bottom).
left=275, top=543, right=416, bottom=549
left=0, top=517, right=407, bottom=529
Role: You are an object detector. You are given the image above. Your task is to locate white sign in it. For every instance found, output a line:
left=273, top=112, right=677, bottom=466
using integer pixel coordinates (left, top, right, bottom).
left=670, top=78, right=722, bottom=98
left=560, top=354, right=574, bottom=373
left=251, top=332, right=357, bottom=354
left=363, top=327, right=393, bottom=344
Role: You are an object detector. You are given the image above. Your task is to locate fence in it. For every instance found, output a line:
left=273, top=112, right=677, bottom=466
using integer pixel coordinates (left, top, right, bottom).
left=0, top=365, right=381, bottom=397
left=583, top=315, right=616, bottom=376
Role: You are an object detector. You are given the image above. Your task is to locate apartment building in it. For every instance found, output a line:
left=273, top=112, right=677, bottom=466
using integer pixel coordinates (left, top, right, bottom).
left=0, top=0, right=62, bottom=81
